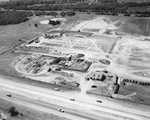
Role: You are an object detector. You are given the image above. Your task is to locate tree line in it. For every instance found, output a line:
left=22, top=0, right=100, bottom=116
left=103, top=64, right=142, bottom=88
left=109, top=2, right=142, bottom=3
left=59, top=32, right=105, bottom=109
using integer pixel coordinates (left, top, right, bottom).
left=0, top=1, right=149, bottom=25
left=0, top=1, right=150, bottom=15
left=122, top=78, right=150, bottom=86
left=0, top=10, right=76, bottom=25
left=0, top=11, right=33, bottom=25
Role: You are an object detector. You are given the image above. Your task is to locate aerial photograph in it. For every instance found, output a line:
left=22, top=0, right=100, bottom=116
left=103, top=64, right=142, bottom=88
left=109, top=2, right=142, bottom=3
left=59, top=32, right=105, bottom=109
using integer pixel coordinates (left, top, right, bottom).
left=0, top=0, right=150, bottom=120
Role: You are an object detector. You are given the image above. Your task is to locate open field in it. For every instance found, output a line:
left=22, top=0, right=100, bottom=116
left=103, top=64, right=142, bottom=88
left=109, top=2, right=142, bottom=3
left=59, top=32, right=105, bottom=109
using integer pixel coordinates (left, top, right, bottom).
left=109, top=15, right=150, bottom=36
left=0, top=98, right=70, bottom=120
left=0, top=15, right=54, bottom=54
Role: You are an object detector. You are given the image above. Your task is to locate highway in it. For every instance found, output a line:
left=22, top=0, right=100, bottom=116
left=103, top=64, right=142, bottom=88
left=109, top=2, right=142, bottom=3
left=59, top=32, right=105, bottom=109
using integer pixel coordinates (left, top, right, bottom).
left=0, top=80, right=114, bottom=120
left=0, top=91, right=103, bottom=120
left=0, top=77, right=150, bottom=120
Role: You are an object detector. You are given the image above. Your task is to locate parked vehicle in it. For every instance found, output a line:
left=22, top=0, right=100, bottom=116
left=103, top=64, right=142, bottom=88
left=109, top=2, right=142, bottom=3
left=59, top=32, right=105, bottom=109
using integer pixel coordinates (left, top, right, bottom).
left=91, top=85, right=97, bottom=88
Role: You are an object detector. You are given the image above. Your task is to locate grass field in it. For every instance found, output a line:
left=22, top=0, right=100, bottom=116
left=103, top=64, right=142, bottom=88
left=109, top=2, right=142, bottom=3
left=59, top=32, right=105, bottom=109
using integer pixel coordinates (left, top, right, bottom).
left=109, top=15, right=150, bottom=36
left=0, top=98, right=70, bottom=120
left=0, top=16, right=53, bottom=54
left=118, top=83, right=150, bottom=105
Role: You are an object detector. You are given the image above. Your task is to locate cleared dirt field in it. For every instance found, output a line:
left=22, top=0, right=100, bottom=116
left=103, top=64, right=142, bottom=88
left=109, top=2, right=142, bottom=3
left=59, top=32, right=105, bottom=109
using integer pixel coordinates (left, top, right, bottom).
left=0, top=15, right=79, bottom=92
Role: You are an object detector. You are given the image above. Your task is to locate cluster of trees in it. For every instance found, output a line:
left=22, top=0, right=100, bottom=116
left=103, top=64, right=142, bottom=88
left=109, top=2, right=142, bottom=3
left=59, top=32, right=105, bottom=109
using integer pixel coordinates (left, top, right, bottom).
left=60, top=11, right=76, bottom=17
left=8, top=106, right=22, bottom=117
left=0, top=11, right=32, bottom=25
left=0, top=1, right=149, bottom=18
left=0, top=10, right=60, bottom=25
left=1, top=1, right=150, bottom=14
left=123, top=79, right=150, bottom=86
left=34, top=11, right=58, bottom=16
left=0, top=0, right=83, bottom=8
left=49, top=20, right=60, bottom=25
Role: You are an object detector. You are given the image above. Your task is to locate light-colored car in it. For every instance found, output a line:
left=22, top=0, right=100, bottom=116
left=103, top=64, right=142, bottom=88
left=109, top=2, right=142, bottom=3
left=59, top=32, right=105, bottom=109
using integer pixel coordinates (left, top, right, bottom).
left=54, top=88, right=60, bottom=91
left=58, top=108, right=64, bottom=113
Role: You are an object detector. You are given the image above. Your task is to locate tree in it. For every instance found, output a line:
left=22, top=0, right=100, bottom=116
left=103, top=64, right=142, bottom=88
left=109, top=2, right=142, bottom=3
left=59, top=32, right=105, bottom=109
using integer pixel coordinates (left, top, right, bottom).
left=67, top=11, right=76, bottom=16
left=8, top=106, right=19, bottom=117
left=49, top=20, right=60, bottom=25
left=135, top=81, right=138, bottom=84
left=34, top=23, right=38, bottom=27
left=60, top=11, right=67, bottom=17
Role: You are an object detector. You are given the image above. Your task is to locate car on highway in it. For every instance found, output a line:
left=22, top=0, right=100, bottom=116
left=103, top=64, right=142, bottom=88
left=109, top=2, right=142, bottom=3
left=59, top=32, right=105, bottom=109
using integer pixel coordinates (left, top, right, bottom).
left=58, top=108, right=64, bottom=113
left=54, top=88, right=60, bottom=91
left=69, top=98, right=75, bottom=101
left=6, top=94, right=12, bottom=97
left=96, top=100, right=102, bottom=103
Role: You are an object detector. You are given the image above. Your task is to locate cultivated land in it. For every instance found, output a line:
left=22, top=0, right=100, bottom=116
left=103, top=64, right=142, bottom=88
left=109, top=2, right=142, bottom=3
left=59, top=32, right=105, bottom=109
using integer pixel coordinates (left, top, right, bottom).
left=1, top=13, right=150, bottom=119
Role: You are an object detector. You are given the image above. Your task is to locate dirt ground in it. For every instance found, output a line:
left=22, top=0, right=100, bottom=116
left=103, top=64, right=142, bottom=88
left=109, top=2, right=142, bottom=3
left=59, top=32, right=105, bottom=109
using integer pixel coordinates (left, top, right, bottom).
left=0, top=15, right=80, bottom=91
left=0, top=50, right=79, bottom=93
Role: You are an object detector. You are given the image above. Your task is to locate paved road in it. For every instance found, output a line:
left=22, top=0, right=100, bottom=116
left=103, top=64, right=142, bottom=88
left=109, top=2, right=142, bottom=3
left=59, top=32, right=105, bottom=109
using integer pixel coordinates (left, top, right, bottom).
left=0, top=78, right=149, bottom=120
left=0, top=91, right=105, bottom=120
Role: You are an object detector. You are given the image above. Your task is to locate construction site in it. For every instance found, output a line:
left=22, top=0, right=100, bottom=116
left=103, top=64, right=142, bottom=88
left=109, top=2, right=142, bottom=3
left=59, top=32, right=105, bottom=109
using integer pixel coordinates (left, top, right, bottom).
left=13, top=16, right=150, bottom=104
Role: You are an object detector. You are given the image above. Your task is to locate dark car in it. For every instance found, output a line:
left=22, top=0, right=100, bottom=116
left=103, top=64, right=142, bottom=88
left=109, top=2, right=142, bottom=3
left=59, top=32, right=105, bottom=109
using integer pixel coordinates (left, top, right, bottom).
left=91, top=85, right=97, bottom=88
left=96, top=100, right=102, bottom=103
left=7, top=94, right=12, bottom=97
left=69, top=98, right=75, bottom=101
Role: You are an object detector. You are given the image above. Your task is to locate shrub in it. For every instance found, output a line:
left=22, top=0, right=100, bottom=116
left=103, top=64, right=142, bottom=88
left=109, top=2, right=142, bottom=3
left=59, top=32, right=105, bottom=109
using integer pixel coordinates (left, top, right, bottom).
left=49, top=20, right=60, bottom=25
left=67, top=11, right=76, bottom=16
left=34, top=24, right=38, bottom=27
left=60, top=11, right=67, bottom=17
left=34, top=11, right=46, bottom=16
left=60, top=11, right=76, bottom=17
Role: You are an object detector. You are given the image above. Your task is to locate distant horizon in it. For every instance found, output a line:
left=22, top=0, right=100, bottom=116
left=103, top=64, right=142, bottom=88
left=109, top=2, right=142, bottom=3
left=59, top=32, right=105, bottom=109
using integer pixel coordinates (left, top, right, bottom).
left=0, top=0, right=9, bottom=2
left=0, top=0, right=149, bottom=3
